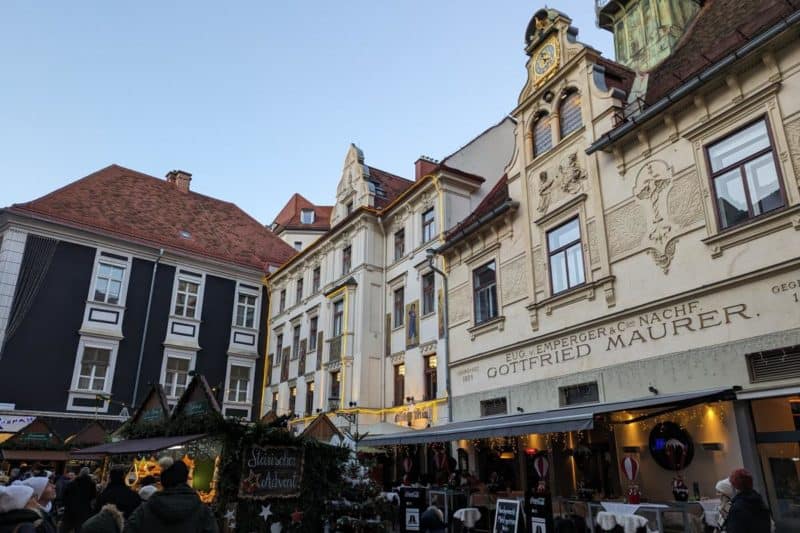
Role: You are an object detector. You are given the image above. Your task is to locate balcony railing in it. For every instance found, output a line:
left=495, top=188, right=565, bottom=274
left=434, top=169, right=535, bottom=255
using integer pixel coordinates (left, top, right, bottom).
left=328, top=335, right=343, bottom=363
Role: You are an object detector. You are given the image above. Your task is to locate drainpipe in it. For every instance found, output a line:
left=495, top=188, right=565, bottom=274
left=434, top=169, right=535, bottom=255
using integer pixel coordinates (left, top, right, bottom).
left=377, top=216, right=387, bottom=418
left=426, top=249, right=452, bottom=423
left=131, top=248, right=164, bottom=407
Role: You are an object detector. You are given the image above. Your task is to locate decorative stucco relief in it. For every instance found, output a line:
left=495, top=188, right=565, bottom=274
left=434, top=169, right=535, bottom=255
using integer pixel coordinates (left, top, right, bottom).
left=532, top=247, right=545, bottom=290
left=500, top=256, right=527, bottom=305
left=530, top=152, right=588, bottom=214
left=606, top=201, right=647, bottom=258
left=586, top=220, right=600, bottom=265
left=448, top=284, right=469, bottom=325
left=667, top=173, right=704, bottom=228
left=647, top=237, right=679, bottom=275
left=634, top=160, right=673, bottom=245
left=786, top=116, right=800, bottom=185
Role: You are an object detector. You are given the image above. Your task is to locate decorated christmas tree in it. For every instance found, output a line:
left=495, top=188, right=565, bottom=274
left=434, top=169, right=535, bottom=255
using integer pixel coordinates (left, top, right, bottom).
left=326, top=451, right=393, bottom=532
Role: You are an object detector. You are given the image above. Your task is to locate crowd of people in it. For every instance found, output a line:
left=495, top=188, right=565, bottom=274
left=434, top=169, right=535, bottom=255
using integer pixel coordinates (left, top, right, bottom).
left=0, top=457, right=217, bottom=533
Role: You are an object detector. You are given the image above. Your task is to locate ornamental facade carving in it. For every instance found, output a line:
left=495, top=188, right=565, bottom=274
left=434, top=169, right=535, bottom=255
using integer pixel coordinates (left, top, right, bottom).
left=531, top=152, right=588, bottom=215
left=500, top=255, right=528, bottom=306
left=786, top=116, right=800, bottom=185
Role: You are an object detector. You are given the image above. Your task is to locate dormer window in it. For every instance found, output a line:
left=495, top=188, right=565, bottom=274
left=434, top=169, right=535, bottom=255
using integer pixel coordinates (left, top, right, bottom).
left=300, top=209, right=315, bottom=224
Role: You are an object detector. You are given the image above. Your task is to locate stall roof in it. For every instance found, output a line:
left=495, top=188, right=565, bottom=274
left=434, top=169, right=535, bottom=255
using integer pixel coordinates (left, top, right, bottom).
left=70, top=433, right=206, bottom=456
left=361, top=387, right=735, bottom=447
left=1, top=450, right=70, bottom=461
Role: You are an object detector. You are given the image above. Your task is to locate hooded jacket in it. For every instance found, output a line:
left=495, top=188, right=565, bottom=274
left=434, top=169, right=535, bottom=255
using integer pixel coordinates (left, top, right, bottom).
left=79, top=504, right=125, bottom=533
left=0, top=509, right=41, bottom=533
left=725, top=489, right=771, bottom=533
left=94, top=470, right=140, bottom=519
left=62, top=474, right=97, bottom=527
left=124, top=485, right=217, bottom=533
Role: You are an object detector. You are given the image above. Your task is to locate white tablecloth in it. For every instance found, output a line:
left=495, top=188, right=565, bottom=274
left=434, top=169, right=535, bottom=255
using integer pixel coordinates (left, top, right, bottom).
left=379, top=491, right=399, bottom=504
left=601, top=502, right=641, bottom=515
left=454, top=507, right=482, bottom=528
left=698, top=499, right=721, bottom=526
left=597, top=511, right=654, bottom=533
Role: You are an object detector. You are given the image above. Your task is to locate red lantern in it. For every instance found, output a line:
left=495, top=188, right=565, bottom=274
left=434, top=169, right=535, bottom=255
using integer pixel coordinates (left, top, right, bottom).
left=621, top=456, right=639, bottom=482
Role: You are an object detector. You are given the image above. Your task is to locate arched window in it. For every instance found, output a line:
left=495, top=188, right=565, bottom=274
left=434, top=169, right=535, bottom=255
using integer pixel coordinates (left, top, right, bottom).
left=559, top=90, right=582, bottom=138
left=532, top=113, right=553, bottom=158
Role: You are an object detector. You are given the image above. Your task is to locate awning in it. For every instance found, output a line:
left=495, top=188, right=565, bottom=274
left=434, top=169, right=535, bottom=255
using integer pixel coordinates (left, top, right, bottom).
left=1, top=449, right=70, bottom=461
left=361, top=387, right=735, bottom=447
left=70, top=433, right=206, bottom=456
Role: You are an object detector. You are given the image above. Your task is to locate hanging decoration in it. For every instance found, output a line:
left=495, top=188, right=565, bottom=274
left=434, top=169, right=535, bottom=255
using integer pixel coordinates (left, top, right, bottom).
left=620, top=455, right=641, bottom=504
left=533, top=454, right=549, bottom=494
left=648, top=421, right=694, bottom=471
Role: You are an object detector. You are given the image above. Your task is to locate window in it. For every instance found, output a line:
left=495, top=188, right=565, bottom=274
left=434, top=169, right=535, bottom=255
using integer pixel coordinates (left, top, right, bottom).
left=559, top=382, right=599, bottom=406
left=394, top=364, right=405, bottom=407
left=309, top=316, right=318, bottom=351
left=279, top=289, right=286, bottom=312
left=559, top=90, right=582, bottom=138
left=342, top=246, right=352, bottom=275
left=330, top=370, right=341, bottom=400
left=300, top=209, right=315, bottom=224
left=422, top=272, right=435, bottom=315
left=394, top=228, right=405, bottom=261
left=163, top=356, right=191, bottom=399
left=312, top=267, right=321, bottom=293
left=533, top=113, right=553, bottom=157
left=77, top=347, right=111, bottom=392
left=174, top=279, right=200, bottom=318
left=480, top=397, right=508, bottom=417
left=422, top=208, right=436, bottom=243
left=275, top=333, right=284, bottom=363
left=547, top=218, right=584, bottom=294
left=289, top=386, right=297, bottom=413
left=707, top=119, right=784, bottom=230
left=424, top=355, right=437, bottom=401
left=227, top=365, right=251, bottom=403
left=393, top=288, right=404, bottom=328
left=292, top=325, right=301, bottom=360
left=473, top=261, right=498, bottom=324
left=333, top=300, right=344, bottom=337
left=294, top=241, right=302, bottom=251
left=271, top=392, right=278, bottom=413
left=235, top=291, right=257, bottom=328
left=93, top=263, right=125, bottom=304
left=305, top=382, right=315, bottom=416
left=295, top=278, right=303, bottom=304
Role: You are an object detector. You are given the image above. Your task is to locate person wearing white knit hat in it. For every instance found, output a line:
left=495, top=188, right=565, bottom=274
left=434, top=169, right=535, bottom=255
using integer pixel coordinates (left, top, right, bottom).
left=0, top=484, right=41, bottom=532
left=20, top=477, right=56, bottom=533
left=715, top=478, right=734, bottom=532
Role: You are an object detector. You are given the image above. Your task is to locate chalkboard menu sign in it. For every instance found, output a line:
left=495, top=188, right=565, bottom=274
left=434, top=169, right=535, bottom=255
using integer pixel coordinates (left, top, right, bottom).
left=238, top=445, right=304, bottom=499
left=493, top=499, right=521, bottom=533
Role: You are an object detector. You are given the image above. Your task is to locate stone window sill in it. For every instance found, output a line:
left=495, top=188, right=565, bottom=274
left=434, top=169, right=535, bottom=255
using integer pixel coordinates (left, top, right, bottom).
left=466, top=315, right=506, bottom=341
left=702, top=204, right=800, bottom=258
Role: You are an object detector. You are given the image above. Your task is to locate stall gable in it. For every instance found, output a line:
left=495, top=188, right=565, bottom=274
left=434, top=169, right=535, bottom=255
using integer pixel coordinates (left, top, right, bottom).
left=128, top=384, right=170, bottom=426
left=2, top=419, right=63, bottom=449
left=66, top=421, right=107, bottom=447
left=172, top=374, right=221, bottom=419
left=300, top=414, right=343, bottom=443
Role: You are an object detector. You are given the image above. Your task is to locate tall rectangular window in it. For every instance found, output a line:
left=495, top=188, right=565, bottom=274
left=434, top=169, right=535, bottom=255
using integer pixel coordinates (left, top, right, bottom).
left=279, top=289, right=286, bottom=312
left=227, top=365, right=250, bottom=403
left=289, top=386, right=297, bottom=413
left=422, top=272, right=435, bottom=315
left=295, top=278, right=303, bottom=304
left=394, top=228, right=405, bottom=261
left=333, top=300, right=344, bottom=337
left=330, top=370, right=341, bottom=400
left=77, top=347, right=111, bottom=392
left=547, top=218, right=584, bottom=295
left=473, top=261, right=498, bottom=324
left=293, top=241, right=302, bottom=251
left=235, top=292, right=257, bottom=328
left=342, top=246, right=352, bottom=275
left=275, top=333, right=284, bottom=363
left=422, top=208, right=436, bottom=243
left=312, top=267, right=321, bottom=293
left=394, top=363, right=405, bottom=407
left=308, top=316, right=318, bottom=351
left=174, top=279, right=200, bottom=318
left=93, top=263, right=125, bottom=304
left=424, top=355, right=437, bottom=401
left=164, top=356, right=191, bottom=398
left=292, top=325, right=301, bottom=360
left=707, top=119, right=784, bottom=230
left=305, top=382, right=315, bottom=416
left=393, top=288, right=404, bottom=328
left=271, top=392, right=278, bottom=413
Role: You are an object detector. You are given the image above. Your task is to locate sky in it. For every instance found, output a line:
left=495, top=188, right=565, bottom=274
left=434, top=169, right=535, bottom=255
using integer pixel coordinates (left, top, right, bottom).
left=0, top=1, right=613, bottom=225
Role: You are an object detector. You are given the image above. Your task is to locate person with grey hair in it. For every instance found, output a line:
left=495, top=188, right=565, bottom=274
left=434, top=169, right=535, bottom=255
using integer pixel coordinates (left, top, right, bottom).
left=62, top=468, right=96, bottom=533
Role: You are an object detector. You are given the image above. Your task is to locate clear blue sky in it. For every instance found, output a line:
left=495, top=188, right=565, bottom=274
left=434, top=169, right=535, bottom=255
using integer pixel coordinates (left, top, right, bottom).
left=0, top=1, right=612, bottom=225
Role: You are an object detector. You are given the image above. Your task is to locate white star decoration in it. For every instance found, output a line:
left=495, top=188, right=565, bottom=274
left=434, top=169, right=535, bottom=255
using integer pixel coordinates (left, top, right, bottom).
left=223, top=509, right=235, bottom=522
left=259, top=504, right=273, bottom=522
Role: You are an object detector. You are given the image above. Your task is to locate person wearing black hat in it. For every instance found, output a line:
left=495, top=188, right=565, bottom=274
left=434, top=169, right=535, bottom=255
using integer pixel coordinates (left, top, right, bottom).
left=125, top=458, right=217, bottom=533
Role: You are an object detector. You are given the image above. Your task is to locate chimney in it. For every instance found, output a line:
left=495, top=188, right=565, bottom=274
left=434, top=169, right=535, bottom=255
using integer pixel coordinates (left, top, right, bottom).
left=166, top=170, right=192, bottom=193
left=415, top=156, right=439, bottom=181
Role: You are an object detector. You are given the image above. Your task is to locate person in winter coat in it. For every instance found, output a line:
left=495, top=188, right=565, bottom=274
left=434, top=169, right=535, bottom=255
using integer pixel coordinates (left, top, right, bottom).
left=62, top=468, right=97, bottom=533
left=79, top=504, right=124, bottom=533
left=420, top=505, right=447, bottom=533
left=714, top=478, right=734, bottom=532
left=94, top=468, right=140, bottom=519
left=125, top=459, right=217, bottom=533
left=0, top=485, right=40, bottom=533
left=724, top=468, right=771, bottom=533
left=20, top=477, right=57, bottom=533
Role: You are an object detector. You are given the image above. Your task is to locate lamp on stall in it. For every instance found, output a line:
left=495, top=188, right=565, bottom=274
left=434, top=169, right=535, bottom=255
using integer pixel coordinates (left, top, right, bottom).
left=499, top=451, right=515, bottom=460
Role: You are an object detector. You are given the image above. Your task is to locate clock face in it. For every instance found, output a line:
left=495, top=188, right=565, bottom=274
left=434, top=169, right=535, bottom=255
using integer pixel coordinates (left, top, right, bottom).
left=534, top=43, right=557, bottom=76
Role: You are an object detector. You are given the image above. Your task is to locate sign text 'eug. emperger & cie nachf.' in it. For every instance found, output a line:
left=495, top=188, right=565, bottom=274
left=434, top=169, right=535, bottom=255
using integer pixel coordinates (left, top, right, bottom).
left=238, top=444, right=304, bottom=500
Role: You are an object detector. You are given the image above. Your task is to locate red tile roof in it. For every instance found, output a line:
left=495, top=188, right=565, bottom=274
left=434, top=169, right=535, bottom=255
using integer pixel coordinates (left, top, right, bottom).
left=272, top=193, right=332, bottom=231
left=645, top=0, right=798, bottom=104
left=366, top=166, right=415, bottom=209
left=8, top=164, right=296, bottom=272
left=445, top=175, right=511, bottom=241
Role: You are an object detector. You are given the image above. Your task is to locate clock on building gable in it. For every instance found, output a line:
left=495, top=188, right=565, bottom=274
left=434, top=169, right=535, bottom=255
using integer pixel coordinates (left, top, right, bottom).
left=532, top=35, right=560, bottom=88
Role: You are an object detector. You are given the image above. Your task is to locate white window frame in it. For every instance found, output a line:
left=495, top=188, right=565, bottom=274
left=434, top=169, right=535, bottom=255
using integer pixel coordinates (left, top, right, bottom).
left=87, top=250, right=132, bottom=307
left=233, top=282, right=261, bottom=330
left=67, top=336, right=120, bottom=413
left=160, top=349, right=196, bottom=402
left=223, top=356, right=256, bottom=418
left=169, top=269, right=205, bottom=320
left=300, top=209, right=315, bottom=224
